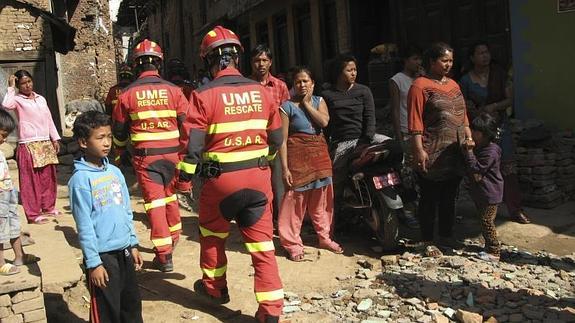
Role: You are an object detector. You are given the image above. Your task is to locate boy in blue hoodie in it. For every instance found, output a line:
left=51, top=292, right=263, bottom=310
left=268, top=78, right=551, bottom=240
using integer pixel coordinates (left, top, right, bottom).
left=68, top=111, right=143, bottom=323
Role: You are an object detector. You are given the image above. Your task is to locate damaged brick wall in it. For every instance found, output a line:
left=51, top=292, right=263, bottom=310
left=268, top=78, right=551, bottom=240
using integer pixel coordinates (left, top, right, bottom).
left=1, top=0, right=117, bottom=126
left=0, top=0, right=53, bottom=54
left=60, top=0, right=117, bottom=103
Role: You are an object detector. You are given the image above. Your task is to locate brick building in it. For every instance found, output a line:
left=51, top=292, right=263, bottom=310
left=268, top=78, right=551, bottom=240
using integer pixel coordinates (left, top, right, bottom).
left=117, top=0, right=510, bottom=94
left=117, top=0, right=351, bottom=84
left=0, top=0, right=117, bottom=131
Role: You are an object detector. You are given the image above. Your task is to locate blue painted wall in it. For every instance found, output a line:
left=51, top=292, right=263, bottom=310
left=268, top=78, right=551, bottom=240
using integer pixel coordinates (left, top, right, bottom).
left=510, top=0, right=575, bottom=129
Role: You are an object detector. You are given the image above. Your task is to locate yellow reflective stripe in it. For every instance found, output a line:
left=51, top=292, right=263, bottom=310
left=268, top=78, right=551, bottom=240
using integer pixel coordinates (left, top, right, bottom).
left=177, top=161, right=197, bottom=174
left=130, top=109, right=177, bottom=120
left=266, top=152, right=277, bottom=161
left=201, top=265, right=227, bottom=278
left=204, top=147, right=269, bottom=163
left=144, top=194, right=177, bottom=211
left=131, top=130, right=179, bottom=141
left=255, top=289, right=284, bottom=303
left=114, top=155, right=121, bottom=161
left=151, top=237, right=172, bottom=247
left=169, top=222, right=182, bottom=232
left=245, top=241, right=275, bottom=253
left=199, top=225, right=229, bottom=239
left=207, top=119, right=268, bottom=134
left=113, top=137, right=128, bottom=147
left=165, top=194, right=178, bottom=204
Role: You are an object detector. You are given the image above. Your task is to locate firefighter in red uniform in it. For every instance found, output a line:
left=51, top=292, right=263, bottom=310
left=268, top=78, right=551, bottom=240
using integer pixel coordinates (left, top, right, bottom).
left=104, top=64, right=133, bottom=115
left=112, top=39, right=190, bottom=272
left=178, top=26, right=284, bottom=322
left=166, top=58, right=196, bottom=100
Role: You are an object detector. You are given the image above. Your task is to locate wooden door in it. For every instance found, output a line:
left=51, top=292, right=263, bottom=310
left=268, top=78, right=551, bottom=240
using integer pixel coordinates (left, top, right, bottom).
left=390, top=0, right=511, bottom=76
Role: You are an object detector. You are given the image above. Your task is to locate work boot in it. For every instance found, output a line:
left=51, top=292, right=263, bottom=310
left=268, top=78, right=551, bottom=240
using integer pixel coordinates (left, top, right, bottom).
left=152, top=254, right=173, bottom=272
left=264, top=315, right=279, bottom=323
left=255, top=310, right=280, bottom=323
left=193, top=279, right=230, bottom=304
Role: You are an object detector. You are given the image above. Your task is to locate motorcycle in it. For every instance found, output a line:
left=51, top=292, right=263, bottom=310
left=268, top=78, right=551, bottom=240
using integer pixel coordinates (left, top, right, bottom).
left=342, top=138, right=411, bottom=251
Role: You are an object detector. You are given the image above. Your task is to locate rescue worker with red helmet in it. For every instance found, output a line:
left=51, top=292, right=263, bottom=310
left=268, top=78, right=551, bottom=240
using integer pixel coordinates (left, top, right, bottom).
left=104, top=64, right=133, bottom=115
left=112, top=39, right=191, bottom=272
left=106, top=64, right=134, bottom=166
left=166, top=58, right=195, bottom=100
left=178, top=26, right=284, bottom=322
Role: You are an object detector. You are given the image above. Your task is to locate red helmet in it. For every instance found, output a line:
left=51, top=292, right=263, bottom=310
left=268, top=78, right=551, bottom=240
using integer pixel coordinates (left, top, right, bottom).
left=118, top=64, right=133, bottom=77
left=200, top=26, right=242, bottom=59
left=132, top=39, right=163, bottom=61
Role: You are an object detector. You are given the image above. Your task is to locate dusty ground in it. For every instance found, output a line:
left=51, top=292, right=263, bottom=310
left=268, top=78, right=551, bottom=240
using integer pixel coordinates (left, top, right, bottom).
left=11, top=164, right=575, bottom=323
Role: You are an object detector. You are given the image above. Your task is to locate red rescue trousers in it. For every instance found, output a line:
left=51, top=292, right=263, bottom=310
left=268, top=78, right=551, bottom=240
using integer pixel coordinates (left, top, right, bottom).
left=198, top=167, right=283, bottom=320
left=132, top=153, right=181, bottom=263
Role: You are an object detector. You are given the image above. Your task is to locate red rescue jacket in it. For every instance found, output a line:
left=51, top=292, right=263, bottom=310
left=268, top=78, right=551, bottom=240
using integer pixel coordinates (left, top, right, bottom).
left=178, top=67, right=283, bottom=175
left=112, top=70, right=190, bottom=152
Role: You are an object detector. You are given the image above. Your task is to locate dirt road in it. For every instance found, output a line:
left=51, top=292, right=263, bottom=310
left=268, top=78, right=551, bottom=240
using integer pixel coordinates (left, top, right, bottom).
left=19, top=165, right=575, bottom=322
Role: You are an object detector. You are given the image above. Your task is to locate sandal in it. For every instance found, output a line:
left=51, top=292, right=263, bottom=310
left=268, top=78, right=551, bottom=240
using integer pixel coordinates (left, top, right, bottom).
left=319, top=241, right=344, bottom=254
left=43, top=209, right=61, bottom=217
left=288, top=253, right=306, bottom=262
left=13, top=254, right=40, bottom=266
left=424, top=245, right=443, bottom=258
left=31, top=216, right=49, bottom=225
left=437, top=236, right=464, bottom=250
left=477, top=251, right=499, bottom=262
left=511, top=211, right=531, bottom=224
left=20, top=233, right=35, bottom=247
left=0, top=263, right=20, bottom=276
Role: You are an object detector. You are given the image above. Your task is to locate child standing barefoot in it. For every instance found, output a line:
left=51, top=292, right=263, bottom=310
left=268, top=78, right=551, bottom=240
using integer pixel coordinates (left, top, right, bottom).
left=463, top=113, right=504, bottom=261
left=0, top=110, right=39, bottom=275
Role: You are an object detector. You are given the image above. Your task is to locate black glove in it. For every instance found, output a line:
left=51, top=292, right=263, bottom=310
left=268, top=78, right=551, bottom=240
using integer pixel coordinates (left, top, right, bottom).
left=179, top=171, right=193, bottom=183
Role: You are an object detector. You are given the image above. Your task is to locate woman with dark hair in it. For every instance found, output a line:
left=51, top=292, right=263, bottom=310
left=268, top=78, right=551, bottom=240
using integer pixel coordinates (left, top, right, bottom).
left=459, top=41, right=530, bottom=224
left=278, top=67, right=342, bottom=261
left=2, top=70, right=60, bottom=224
left=408, top=42, right=471, bottom=257
left=322, top=54, right=387, bottom=224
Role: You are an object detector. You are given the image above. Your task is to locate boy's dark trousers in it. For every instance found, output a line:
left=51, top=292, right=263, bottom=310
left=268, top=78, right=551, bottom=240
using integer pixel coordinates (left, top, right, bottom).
left=88, top=248, right=142, bottom=323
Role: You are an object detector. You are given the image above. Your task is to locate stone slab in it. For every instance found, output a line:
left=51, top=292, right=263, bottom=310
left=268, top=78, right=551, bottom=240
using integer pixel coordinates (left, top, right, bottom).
left=0, top=263, right=41, bottom=294
left=23, top=308, right=46, bottom=322
left=11, top=297, right=43, bottom=314
left=4, top=224, right=83, bottom=294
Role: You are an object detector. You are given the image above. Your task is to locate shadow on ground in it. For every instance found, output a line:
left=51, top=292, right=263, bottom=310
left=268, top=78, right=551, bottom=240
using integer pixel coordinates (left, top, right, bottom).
left=137, top=271, right=257, bottom=322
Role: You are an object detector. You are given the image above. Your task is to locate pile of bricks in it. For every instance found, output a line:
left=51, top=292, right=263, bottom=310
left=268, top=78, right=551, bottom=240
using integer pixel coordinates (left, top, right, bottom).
left=0, top=274, right=46, bottom=323
left=515, top=133, right=575, bottom=209
left=555, top=136, right=575, bottom=199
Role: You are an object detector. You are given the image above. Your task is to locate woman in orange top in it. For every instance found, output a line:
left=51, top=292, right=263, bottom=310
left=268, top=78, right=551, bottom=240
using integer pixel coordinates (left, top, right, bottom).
left=408, top=42, right=472, bottom=257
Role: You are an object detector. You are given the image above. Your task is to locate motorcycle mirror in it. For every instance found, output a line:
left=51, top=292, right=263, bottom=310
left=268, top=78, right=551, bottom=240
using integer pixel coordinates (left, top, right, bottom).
left=352, top=172, right=365, bottom=181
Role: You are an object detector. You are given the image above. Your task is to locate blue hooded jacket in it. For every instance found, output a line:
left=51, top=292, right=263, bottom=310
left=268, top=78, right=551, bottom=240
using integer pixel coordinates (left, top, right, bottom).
left=68, top=157, right=138, bottom=269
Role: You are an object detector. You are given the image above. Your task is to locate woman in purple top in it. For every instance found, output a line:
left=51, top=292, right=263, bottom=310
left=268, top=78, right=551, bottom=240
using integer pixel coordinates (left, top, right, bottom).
left=462, top=113, right=503, bottom=261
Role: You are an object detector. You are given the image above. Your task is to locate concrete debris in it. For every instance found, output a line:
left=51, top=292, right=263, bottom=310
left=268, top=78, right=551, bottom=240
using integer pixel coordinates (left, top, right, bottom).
left=282, top=242, right=575, bottom=322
